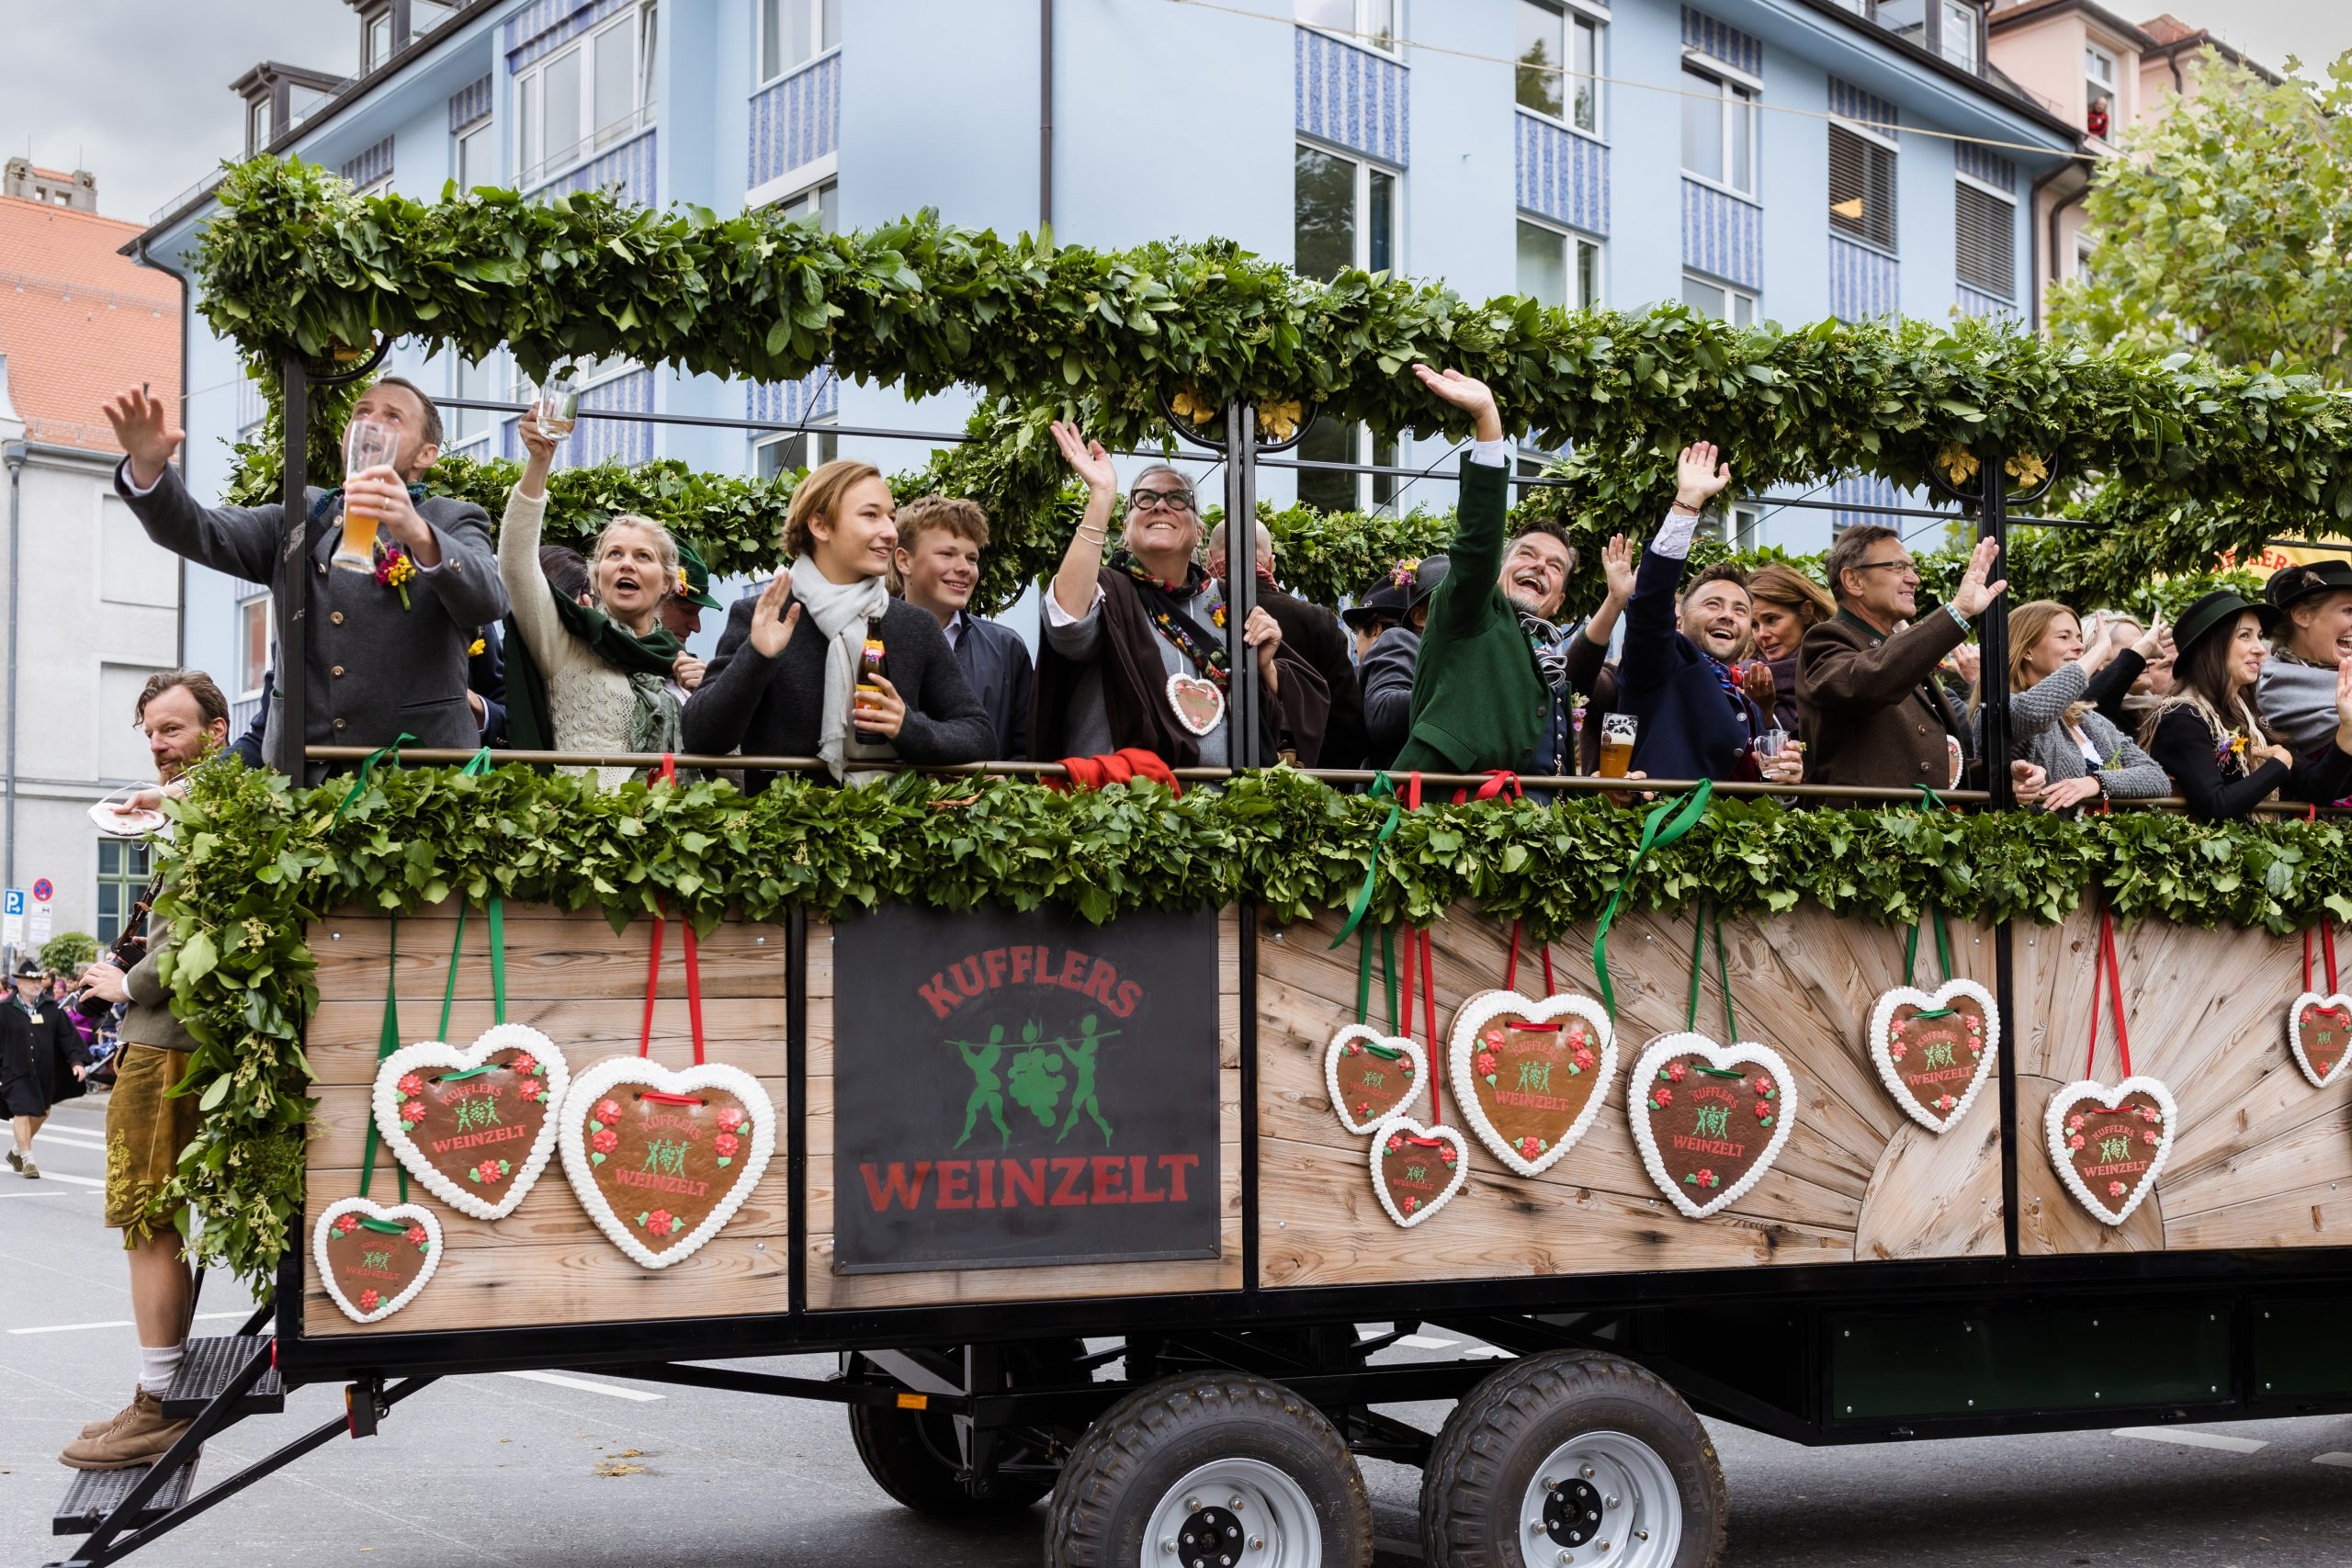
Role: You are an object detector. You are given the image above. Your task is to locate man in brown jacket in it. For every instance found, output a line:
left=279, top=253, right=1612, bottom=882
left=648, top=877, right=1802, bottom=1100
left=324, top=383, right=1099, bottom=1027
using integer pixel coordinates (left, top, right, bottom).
left=1797, top=526, right=2017, bottom=791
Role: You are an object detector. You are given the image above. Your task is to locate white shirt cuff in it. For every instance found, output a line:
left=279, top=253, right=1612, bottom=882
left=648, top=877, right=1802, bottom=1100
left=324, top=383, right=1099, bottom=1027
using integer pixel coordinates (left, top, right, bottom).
left=1043, top=583, right=1104, bottom=627
left=118, top=457, right=163, bottom=498
left=1467, top=436, right=1512, bottom=469
left=1650, top=506, right=1702, bottom=561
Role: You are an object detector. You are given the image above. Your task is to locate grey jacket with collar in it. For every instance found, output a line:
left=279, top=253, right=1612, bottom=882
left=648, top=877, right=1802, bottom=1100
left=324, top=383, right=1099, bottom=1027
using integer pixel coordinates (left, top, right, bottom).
left=116, top=460, right=506, bottom=784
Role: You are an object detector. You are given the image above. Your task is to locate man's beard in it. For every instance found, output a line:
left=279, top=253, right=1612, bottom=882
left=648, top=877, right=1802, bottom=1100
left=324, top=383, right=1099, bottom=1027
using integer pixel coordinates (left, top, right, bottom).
left=1507, top=592, right=1550, bottom=621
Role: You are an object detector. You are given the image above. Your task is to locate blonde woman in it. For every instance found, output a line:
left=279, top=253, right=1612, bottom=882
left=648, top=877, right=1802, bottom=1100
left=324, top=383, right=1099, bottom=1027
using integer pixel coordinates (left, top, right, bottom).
left=1989, top=601, right=2170, bottom=810
left=498, top=420, right=686, bottom=784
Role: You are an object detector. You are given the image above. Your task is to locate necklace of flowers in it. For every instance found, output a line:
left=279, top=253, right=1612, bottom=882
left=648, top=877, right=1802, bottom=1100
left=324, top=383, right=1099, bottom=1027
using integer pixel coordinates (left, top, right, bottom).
left=1118, top=557, right=1231, bottom=689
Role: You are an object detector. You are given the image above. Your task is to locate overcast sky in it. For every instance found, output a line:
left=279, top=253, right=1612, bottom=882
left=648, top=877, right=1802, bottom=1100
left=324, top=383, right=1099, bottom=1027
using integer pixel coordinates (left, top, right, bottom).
left=2, top=0, right=2348, bottom=227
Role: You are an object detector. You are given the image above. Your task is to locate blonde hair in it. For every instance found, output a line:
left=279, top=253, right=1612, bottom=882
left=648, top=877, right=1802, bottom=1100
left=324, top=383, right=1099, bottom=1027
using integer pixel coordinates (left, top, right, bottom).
left=784, top=458, right=887, bottom=559
left=2003, top=599, right=2093, bottom=728
left=589, top=513, right=679, bottom=605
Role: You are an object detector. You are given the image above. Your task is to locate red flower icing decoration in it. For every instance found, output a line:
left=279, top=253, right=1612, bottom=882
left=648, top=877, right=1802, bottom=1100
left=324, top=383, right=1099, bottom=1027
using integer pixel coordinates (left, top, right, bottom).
left=509, top=1053, right=537, bottom=1077
left=357, top=1288, right=381, bottom=1313
left=334, top=1213, right=360, bottom=1236
left=714, top=1132, right=741, bottom=1158
left=594, top=1099, right=623, bottom=1124
left=397, top=1073, right=424, bottom=1098
left=646, top=1210, right=675, bottom=1237
left=592, top=1127, right=618, bottom=1155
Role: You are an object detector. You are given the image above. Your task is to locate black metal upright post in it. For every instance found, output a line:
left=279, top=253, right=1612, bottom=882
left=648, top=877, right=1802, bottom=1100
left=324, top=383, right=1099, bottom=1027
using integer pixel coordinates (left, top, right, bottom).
left=274, top=353, right=310, bottom=780
left=1221, top=398, right=1261, bottom=771
left=1980, top=453, right=2023, bottom=1259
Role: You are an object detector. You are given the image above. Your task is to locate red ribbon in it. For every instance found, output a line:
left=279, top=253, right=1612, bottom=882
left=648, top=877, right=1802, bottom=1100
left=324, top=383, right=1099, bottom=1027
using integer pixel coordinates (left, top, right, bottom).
left=639, top=1089, right=707, bottom=1106
left=2304, top=807, right=2339, bottom=994
left=2085, top=903, right=2132, bottom=1081
left=638, top=755, right=707, bottom=1066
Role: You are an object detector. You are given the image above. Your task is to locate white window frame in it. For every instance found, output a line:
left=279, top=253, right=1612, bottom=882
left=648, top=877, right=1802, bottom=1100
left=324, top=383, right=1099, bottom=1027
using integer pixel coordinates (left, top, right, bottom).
left=454, top=119, right=492, bottom=189
left=1938, top=0, right=1976, bottom=72
left=772, top=176, right=838, bottom=231
left=749, top=150, right=838, bottom=212
left=235, top=593, right=272, bottom=702
left=2084, top=39, right=2118, bottom=137
left=366, top=11, right=394, bottom=73
left=1294, top=140, right=1400, bottom=277
left=2074, top=231, right=2098, bottom=282
left=757, top=0, right=842, bottom=89
left=353, top=175, right=394, bottom=199
left=246, top=97, right=273, bottom=152
left=1681, top=272, right=1758, bottom=327
left=753, top=421, right=839, bottom=479
left=1954, top=173, right=2018, bottom=300
left=1826, top=113, right=1898, bottom=254
left=1295, top=421, right=1400, bottom=516
left=1515, top=216, right=1604, bottom=311
left=1295, top=0, right=1402, bottom=57
left=1728, top=501, right=1763, bottom=552
left=1514, top=0, right=1607, bottom=139
left=516, top=6, right=654, bottom=189
left=449, top=353, right=505, bottom=455
left=1679, top=58, right=1760, bottom=199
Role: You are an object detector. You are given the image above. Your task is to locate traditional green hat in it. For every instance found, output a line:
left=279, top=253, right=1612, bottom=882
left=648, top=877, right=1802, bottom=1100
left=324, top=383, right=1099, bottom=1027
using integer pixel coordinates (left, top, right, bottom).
left=2172, top=588, right=2283, bottom=659
left=673, top=541, right=723, bottom=609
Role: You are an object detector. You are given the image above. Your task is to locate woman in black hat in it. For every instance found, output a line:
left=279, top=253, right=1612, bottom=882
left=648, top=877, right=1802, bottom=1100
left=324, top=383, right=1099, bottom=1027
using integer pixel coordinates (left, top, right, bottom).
left=2139, top=589, right=2352, bottom=818
left=2, top=956, right=86, bottom=1179
left=2257, top=561, right=2352, bottom=759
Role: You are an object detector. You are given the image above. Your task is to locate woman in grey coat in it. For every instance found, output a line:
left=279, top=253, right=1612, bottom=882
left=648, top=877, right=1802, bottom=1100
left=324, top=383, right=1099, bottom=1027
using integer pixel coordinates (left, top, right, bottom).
left=1974, top=600, right=2171, bottom=808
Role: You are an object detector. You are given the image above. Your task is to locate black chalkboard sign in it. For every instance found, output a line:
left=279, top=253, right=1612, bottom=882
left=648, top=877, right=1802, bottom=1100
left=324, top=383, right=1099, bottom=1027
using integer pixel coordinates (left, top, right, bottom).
left=829, top=904, right=1223, bottom=1274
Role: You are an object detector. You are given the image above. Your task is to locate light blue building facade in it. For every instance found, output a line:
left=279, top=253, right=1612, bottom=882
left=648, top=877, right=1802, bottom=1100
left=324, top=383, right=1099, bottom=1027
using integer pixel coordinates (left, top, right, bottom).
left=133, top=0, right=2078, bottom=728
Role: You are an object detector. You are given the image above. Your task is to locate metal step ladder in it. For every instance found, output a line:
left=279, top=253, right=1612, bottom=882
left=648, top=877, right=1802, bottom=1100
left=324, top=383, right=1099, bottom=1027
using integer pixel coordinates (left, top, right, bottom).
left=162, top=1335, right=285, bottom=1418
left=52, top=1459, right=200, bottom=1538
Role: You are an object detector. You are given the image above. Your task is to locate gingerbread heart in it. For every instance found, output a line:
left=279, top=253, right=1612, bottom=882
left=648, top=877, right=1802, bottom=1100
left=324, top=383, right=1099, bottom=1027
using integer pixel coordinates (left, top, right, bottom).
left=1325, top=1025, right=1426, bottom=1135
left=1868, top=979, right=1999, bottom=1132
left=1448, top=988, right=1615, bottom=1178
left=373, top=1024, right=569, bottom=1221
left=313, top=1197, right=441, bottom=1325
left=1368, top=1117, right=1469, bottom=1228
left=1628, top=1033, right=1798, bottom=1220
left=560, top=1057, right=776, bottom=1269
left=2045, top=1077, right=2175, bottom=1227
left=2288, top=993, right=2352, bottom=1089
left=1165, top=672, right=1226, bottom=736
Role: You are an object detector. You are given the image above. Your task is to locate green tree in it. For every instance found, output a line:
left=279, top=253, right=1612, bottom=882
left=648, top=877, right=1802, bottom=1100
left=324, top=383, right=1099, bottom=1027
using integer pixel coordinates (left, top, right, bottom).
left=2051, top=56, right=2352, bottom=378
left=39, top=931, right=98, bottom=976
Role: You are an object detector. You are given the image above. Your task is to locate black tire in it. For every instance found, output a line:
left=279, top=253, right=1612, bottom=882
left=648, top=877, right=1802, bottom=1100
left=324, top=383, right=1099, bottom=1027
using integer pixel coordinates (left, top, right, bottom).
left=1045, top=1371, right=1373, bottom=1568
left=847, top=1342, right=1077, bottom=1517
left=1420, top=1350, right=1727, bottom=1568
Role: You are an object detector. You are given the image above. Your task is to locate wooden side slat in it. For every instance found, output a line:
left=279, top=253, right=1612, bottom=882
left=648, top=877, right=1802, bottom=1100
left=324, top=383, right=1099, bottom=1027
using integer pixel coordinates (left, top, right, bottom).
left=310, top=916, right=790, bottom=1000
left=305, top=998, right=788, bottom=1084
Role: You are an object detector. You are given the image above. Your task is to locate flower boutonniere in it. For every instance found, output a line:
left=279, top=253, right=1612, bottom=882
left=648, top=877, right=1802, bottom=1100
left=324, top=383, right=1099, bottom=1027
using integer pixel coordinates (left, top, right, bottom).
left=375, top=543, right=416, bottom=610
left=468, top=636, right=486, bottom=657
left=1212, top=604, right=1228, bottom=630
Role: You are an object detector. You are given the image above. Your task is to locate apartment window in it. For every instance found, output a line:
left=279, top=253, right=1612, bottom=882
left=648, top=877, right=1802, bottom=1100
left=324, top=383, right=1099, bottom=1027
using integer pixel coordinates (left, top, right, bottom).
left=96, top=839, right=153, bottom=949
left=2086, top=43, right=2117, bottom=138
left=775, top=179, right=838, bottom=231
left=245, top=97, right=274, bottom=153
left=1728, top=501, right=1762, bottom=552
left=2074, top=231, right=2098, bottom=283
left=1515, top=1, right=1601, bottom=133
left=366, top=11, right=393, bottom=71
left=760, top=0, right=840, bottom=85
left=1682, top=274, right=1757, bottom=326
left=1877, top=0, right=1925, bottom=47
left=1955, top=180, right=2016, bottom=299
left=237, top=595, right=271, bottom=701
left=451, top=355, right=503, bottom=449
left=413, top=0, right=458, bottom=34
left=1296, top=0, right=1398, bottom=51
left=1516, top=219, right=1601, bottom=310
left=755, top=424, right=838, bottom=479
left=455, top=121, right=492, bottom=188
left=1681, top=66, right=1757, bottom=197
left=1939, top=2, right=1976, bottom=71
left=1295, top=143, right=1396, bottom=279
left=1828, top=121, right=1896, bottom=250
left=518, top=7, right=654, bottom=185
left=1297, top=422, right=1399, bottom=514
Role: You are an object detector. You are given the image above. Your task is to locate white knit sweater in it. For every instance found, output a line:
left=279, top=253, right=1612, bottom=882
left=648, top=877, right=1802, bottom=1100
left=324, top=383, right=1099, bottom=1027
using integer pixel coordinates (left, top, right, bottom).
left=497, top=487, right=650, bottom=788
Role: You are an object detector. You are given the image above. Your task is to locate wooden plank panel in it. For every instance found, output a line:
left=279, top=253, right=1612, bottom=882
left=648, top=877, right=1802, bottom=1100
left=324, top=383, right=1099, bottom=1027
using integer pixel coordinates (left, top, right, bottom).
left=306, top=998, right=788, bottom=1084
left=311, top=915, right=790, bottom=1000
left=1852, top=1116, right=2005, bottom=1260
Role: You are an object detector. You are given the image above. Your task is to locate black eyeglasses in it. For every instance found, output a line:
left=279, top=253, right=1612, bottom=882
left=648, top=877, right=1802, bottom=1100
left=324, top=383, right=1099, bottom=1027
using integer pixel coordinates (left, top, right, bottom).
left=1853, top=558, right=1921, bottom=580
left=1129, top=487, right=1195, bottom=513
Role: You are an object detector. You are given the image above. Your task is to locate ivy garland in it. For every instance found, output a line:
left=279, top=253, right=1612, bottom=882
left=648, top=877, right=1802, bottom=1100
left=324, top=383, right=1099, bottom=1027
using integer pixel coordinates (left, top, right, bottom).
left=154, top=760, right=2351, bottom=1284
left=195, top=158, right=2352, bottom=619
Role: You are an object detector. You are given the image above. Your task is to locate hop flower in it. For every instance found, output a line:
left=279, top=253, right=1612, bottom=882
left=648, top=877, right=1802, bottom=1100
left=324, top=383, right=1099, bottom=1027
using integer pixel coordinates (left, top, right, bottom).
left=2069, top=1133, right=2086, bottom=1149
left=334, top=1213, right=360, bottom=1236
left=645, top=1210, right=676, bottom=1237
left=357, top=1288, right=381, bottom=1313
left=1668, top=1062, right=1688, bottom=1082
left=592, top=1127, right=619, bottom=1156
left=400, top=1100, right=426, bottom=1124
left=509, top=1053, right=537, bottom=1077
left=404, top=1224, right=429, bottom=1248
left=594, top=1099, right=623, bottom=1125
left=2107, top=1180, right=2127, bottom=1199
left=714, top=1132, right=741, bottom=1158
left=398, top=1073, right=424, bottom=1099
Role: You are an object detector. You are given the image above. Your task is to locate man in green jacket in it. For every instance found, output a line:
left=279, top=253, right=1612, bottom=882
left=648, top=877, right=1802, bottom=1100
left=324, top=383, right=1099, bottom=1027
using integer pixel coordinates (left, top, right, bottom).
left=1392, top=365, right=1566, bottom=775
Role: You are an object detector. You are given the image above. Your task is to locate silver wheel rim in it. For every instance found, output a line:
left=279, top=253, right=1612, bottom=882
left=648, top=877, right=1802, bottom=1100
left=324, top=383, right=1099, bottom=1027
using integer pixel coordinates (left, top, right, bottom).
left=1142, top=1456, right=1322, bottom=1568
left=1514, top=1428, right=1682, bottom=1568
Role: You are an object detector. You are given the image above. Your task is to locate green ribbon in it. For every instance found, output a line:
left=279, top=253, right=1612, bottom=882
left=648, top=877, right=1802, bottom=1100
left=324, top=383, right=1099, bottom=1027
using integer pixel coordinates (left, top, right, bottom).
left=1904, top=785, right=1954, bottom=991
left=1359, top=1039, right=1408, bottom=1061
left=1685, top=897, right=1739, bottom=1041
left=358, top=915, right=407, bottom=1203
left=435, top=1064, right=498, bottom=1083
left=333, top=732, right=414, bottom=822
left=1332, top=774, right=1405, bottom=1033
left=1329, top=774, right=1403, bottom=950
left=356, top=1215, right=413, bottom=1235
left=1591, top=781, right=1714, bottom=1019
left=437, top=750, right=510, bottom=1041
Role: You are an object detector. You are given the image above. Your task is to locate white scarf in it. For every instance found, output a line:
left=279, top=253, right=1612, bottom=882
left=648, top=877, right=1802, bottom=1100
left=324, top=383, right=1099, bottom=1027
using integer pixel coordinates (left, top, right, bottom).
left=786, top=556, right=891, bottom=782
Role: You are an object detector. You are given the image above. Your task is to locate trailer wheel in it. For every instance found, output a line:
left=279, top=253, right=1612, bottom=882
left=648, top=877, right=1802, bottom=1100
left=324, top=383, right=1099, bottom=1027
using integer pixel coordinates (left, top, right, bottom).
left=1420, top=1350, right=1725, bottom=1568
left=846, top=1341, right=1076, bottom=1517
left=1046, top=1371, right=1371, bottom=1568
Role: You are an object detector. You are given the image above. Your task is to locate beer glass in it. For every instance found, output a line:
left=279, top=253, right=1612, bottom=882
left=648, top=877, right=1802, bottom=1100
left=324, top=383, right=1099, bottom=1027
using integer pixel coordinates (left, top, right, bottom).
left=1598, top=713, right=1639, bottom=779
left=333, top=417, right=400, bottom=570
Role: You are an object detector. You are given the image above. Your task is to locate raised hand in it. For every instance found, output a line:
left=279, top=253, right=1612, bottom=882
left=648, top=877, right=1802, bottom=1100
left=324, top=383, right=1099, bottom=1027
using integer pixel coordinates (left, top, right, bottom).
left=748, top=569, right=800, bottom=658
left=2334, top=656, right=2352, bottom=744
left=1409, top=365, right=1504, bottom=444
left=1946, top=642, right=1982, bottom=685
left=101, top=386, right=185, bottom=488
left=1673, top=441, right=1733, bottom=510
left=1740, top=661, right=1778, bottom=709
left=345, top=469, right=438, bottom=566
left=1951, top=536, right=2008, bottom=620
left=1599, top=534, right=1635, bottom=605
left=517, top=415, right=561, bottom=487
left=1049, top=420, right=1120, bottom=495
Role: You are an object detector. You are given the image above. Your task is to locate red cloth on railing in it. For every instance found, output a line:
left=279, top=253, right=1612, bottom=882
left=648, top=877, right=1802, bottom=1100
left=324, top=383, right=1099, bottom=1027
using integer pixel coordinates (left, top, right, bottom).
left=1048, top=750, right=1182, bottom=797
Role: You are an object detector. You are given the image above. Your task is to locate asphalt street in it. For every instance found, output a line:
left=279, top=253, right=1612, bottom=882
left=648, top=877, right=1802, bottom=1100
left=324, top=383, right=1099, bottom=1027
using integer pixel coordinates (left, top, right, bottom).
left=6, top=1094, right=2351, bottom=1568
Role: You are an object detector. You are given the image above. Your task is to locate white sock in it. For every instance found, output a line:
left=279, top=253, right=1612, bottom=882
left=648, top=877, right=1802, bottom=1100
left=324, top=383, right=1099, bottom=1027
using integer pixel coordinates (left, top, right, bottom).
left=138, top=1343, right=185, bottom=1396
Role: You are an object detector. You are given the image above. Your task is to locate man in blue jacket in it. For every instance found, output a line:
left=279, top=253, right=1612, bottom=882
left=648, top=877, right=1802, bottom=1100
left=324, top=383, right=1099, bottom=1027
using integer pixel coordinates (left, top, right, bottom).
left=1617, top=440, right=1803, bottom=785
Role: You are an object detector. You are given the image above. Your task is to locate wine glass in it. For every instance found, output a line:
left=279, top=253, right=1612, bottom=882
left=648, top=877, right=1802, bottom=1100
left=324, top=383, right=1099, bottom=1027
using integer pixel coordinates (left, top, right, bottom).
left=531, top=373, right=580, bottom=442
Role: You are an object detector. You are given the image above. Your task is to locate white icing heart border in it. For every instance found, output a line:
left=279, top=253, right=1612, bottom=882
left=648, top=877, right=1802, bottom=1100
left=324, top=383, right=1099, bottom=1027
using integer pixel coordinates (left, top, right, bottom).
left=1867, top=978, right=2000, bottom=1133
left=1627, top=1032, right=1799, bottom=1221
left=2043, top=1076, right=2177, bottom=1228
left=1367, top=1116, right=1470, bottom=1229
left=1448, top=987, right=1617, bottom=1178
left=312, top=1196, right=443, bottom=1325
left=1165, top=672, right=1226, bottom=737
left=2287, top=991, right=2352, bottom=1089
left=559, top=1056, right=777, bottom=1269
left=1324, top=1025, right=1427, bottom=1135
left=371, top=1023, right=570, bottom=1221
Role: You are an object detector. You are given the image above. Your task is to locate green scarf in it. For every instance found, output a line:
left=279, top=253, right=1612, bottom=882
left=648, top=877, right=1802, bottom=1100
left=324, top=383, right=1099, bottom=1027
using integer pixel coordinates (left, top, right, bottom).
left=503, top=597, right=684, bottom=759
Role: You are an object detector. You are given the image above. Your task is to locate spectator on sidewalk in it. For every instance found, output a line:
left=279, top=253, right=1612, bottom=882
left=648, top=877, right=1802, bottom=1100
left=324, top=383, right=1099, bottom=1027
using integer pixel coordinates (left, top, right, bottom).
left=896, top=495, right=1035, bottom=761
left=5, top=954, right=86, bottom=1180
left=1207, top=517, right=1363, bottom=768
left=103, top=381, right=506, bottom=784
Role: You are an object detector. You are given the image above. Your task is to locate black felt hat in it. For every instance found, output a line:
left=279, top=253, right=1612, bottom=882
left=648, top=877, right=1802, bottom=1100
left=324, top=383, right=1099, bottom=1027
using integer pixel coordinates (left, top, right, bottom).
left=2264, top=559, right=2352, bottom=614
left=1341, top=572, right=1412, bottom=630
left=2172, top=588, right=2283, bottom=659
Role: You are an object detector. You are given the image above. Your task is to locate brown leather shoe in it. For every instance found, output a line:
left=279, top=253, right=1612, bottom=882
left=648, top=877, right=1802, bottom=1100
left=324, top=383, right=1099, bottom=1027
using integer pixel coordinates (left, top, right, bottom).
left=61, top=1388, right=190, bottom=1472
left=76, top=1389, right=144, bottom=1440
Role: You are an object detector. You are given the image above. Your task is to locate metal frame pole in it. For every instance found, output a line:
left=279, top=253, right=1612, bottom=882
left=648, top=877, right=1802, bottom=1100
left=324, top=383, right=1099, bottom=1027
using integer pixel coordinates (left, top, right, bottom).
left=1222, top=399, right=1261, bottom=769
left=1979, top=454, right=2023, bottom=1259
left=273, top=354, right=310, bottom=778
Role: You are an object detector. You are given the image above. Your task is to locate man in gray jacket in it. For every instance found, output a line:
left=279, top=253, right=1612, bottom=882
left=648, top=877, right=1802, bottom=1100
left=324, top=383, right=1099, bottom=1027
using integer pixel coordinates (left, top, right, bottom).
left=102, top=378, right=506, bottom=783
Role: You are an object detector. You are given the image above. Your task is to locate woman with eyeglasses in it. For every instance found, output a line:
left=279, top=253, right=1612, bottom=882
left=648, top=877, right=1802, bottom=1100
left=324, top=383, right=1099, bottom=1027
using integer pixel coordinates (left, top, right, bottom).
left=1030, top=423, right=1328, bottom=769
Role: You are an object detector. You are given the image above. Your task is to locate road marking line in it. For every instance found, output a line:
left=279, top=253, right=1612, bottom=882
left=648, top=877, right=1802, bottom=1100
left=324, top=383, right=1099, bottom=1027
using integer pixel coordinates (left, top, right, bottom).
left=2111, top=1427, right=2267, bottom=1453
left=0, top=1188, right=73, bottom=1199
left=20, top=1169, right=106, bottom=1189
left=2313, top=1452, right=2352, bottom=1468
left=1396, top=1334, right=1456, bottom=1349
left=9, top=1311, right=247, bottom=1337
left=501, top=1370, right=664, bottom=1402
left=35, top=1128, right=108, bottom=1147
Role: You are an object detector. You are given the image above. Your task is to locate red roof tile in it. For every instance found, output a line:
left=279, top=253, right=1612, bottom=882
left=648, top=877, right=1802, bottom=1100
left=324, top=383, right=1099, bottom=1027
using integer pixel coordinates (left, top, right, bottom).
left=0, top=194, right=181, bottom=453
left=2139, top=14, right=2200, bottom=45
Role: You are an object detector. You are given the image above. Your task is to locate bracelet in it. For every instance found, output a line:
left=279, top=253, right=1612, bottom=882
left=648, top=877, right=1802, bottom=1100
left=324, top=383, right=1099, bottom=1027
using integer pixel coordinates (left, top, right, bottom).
left=1668, top=501, right=1702, bottom=517
left=1943, top=601, right=1971, bottom=631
